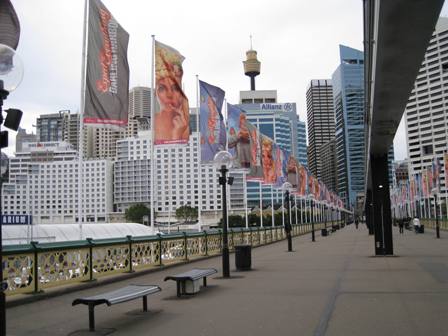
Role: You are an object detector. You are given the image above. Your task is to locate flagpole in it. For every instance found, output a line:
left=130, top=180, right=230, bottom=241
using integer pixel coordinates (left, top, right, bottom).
left=281, top=188, right=285, bottom=227
left=150, top=35, right=156, bottom=232
left=259, top=182, right=263, bottom=228
left=78, top=0, right=89, bottom=239
left=294, top=195, right=298, bottom=225
left=243, top=171, right=248, bottom=229
left=271, top=185, right=274, bottom=227
left=196, top=75, right=202, bottom=232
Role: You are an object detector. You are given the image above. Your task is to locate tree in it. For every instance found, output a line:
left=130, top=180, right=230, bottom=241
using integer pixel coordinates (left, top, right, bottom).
left=248, top=213, right=260, bottom=227
left=219, top=215, right=244, bottom=228
left=125, top=204, right=151, bottom=224
left=175, top=205, right=198, bottom=224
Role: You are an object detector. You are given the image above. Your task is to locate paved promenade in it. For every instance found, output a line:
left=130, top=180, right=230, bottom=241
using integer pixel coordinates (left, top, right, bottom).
left=6, top=224, right=448, bottom=336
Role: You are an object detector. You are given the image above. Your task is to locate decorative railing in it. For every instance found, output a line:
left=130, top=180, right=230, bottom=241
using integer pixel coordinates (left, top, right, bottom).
left=2, top=222, right=343, bottom=296
left=421, top=219, right=448, bottom=231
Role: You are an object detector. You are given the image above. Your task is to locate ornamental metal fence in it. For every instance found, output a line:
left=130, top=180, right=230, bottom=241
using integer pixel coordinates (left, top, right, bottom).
left=2, top=222, right=342, bottom=296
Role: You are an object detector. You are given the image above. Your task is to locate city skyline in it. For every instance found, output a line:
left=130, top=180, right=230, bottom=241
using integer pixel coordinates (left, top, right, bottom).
left=4, top=0, right=448, bottom=161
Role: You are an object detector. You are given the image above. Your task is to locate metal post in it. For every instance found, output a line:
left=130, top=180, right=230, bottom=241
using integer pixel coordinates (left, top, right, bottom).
left=435, top=193, right=440, bottom=238
left=311, top=199, right=315, bottom=242
left=219, top=165, right=230, bottom=278
left=285, top=191, right=292, bottom=252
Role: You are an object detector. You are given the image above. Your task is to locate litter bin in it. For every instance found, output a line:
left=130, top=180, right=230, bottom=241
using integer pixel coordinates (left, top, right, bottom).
left=235, top=244, right=251, bottom=271
left=321, top=228, right=328, bottom=237
left=419, top=225, right=424, bottom=233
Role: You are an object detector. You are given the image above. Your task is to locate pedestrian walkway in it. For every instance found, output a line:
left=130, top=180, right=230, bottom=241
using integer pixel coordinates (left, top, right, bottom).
left=6, top=224, right=448, bottom=335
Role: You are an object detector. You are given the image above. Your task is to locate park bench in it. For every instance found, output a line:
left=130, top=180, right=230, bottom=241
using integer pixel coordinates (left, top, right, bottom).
left=72, top=284, right=161, bottom=331
left=164, top=268, right=217, bottom=297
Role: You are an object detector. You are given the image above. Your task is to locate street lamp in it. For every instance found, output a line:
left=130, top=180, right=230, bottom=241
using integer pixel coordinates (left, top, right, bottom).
left=309, top=195, right=315, bottom=242
left=214, top=150, right=233, bottom=278
left=0, top=43, right=24, bottom=336
left=282, top=182, right=293, bottom=252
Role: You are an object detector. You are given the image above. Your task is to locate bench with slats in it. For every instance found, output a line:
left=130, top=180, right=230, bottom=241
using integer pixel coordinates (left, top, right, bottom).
left=164, top=268, right=217, bottom=297
left=72, top=284, right=161, bottom=331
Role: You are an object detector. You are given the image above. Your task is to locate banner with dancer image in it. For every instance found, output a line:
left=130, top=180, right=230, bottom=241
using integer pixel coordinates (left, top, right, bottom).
left=261, top=135, right=276, bottom=185
left=246, top=122, right=264, bottom=181
left=154, top=40, right=190, bottom=145
left=199, top=80, right=225, bottom=162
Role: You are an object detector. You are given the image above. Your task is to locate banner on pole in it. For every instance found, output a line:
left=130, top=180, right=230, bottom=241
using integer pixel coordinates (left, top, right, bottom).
left=199, top=80, right=225, bottom=162
left=85, top=0, right=129, bottom=129
left=154, top=40, right=190, bottom=145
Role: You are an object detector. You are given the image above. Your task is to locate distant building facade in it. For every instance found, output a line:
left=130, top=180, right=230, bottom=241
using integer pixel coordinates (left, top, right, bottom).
left=404, top=17, right=448, bottom=195
left=2, top=142, right=113, bottom=224
left=332, top=45, right=365, bottom=208
left=306, top=79, right=334, bottom=179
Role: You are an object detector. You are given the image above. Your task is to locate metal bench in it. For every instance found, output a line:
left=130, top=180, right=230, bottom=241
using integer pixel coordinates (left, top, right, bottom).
left=164, top=268, right=217, bottom=297
left=72, top=284, right=161, bottom=331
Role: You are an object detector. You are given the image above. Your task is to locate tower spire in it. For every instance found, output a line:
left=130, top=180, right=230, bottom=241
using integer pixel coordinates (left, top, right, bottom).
left=243, top=35, right=261, bottom=91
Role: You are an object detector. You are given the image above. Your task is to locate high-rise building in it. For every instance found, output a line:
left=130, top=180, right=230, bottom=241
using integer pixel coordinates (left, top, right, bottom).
left=127, top=86, right=153, bottom=136
left=297, top=119, right=307, bottom=166
left=2, top=141, right=113, bottom=223
left=238, top=93, right=305, bottom=206
left=320, top=138, right=337, bottom=192
left=332, top=45, right=365, bottom=208
left=306, top=79, right=334, bottom=179
left=89, top=86, right=155, bottom=160
left=36, top=112, right=68, bottom=143
left=405, top=17, right=448, bottom=194
left=15, top=127, right=37, bottom=153
left=35, top=111, right=83, bottom=153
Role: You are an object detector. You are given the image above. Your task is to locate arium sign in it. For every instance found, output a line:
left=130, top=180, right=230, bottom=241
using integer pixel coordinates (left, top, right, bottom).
left=1, top=215, right=32, bottom=225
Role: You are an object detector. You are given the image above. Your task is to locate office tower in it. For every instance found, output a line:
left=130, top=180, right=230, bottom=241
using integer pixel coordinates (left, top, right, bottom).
left=36, top=112, right=68, bottom=142
left=88, top=86, right=156, bottom=159
left=238, top=93, right=305, bottom=206
left=297, top=119, right=307, bottom=166
left=332, top=45, right=365, bottom=208
left=127, top=86, right=153, bottom=136
left=306, top=79, right=334, bottom=179
left=15, top=127, right=37, bottom=153
left=405, top=17, right=448, bottom=194
left=321, top=138, right=337, bottom=192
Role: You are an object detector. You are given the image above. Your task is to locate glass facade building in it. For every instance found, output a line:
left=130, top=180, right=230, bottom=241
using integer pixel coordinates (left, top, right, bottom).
left=236, top=100, right=306, bottom=206
left=332, top=45, right=365, bottom=208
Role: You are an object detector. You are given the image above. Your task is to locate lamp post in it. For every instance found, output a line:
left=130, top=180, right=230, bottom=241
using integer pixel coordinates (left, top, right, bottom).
left=0, top=44, right=24, bottom=336
left=214, top=151, right=233, bottom=278
left=309, top=195, right=315, bottom=242
left=282, top=182, right=292, bottom=252
left=435, top=193, right=440, bottom=238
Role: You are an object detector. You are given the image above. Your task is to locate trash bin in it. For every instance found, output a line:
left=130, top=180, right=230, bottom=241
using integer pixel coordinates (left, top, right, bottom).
left=419, top=225, right=424, bottom=233
left=235, top=244, right=251, bottom=271
left=321, top=228, right=328, bottom=237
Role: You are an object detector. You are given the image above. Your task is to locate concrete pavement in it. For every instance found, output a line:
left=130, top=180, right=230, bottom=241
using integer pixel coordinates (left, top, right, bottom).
left=6, top=224, right=448, bottom=336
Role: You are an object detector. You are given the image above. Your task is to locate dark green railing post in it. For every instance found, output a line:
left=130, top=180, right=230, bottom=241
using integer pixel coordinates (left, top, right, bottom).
left=157, top=234, right=163, bottom=266
left=204, top=230, right=208, bottom=256
left=183, top=232, right=188, bottom=261
left=86, top=238, right=94, bottom=281
left=30, top=241, right=39, bottom=294
left=126, top=235, right=134, bottom=273
left=230, top=229, right=234, bottom=251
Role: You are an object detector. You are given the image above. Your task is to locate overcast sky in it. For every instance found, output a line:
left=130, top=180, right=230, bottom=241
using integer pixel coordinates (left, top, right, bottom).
left=4, top=0, right=448, bottom=159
